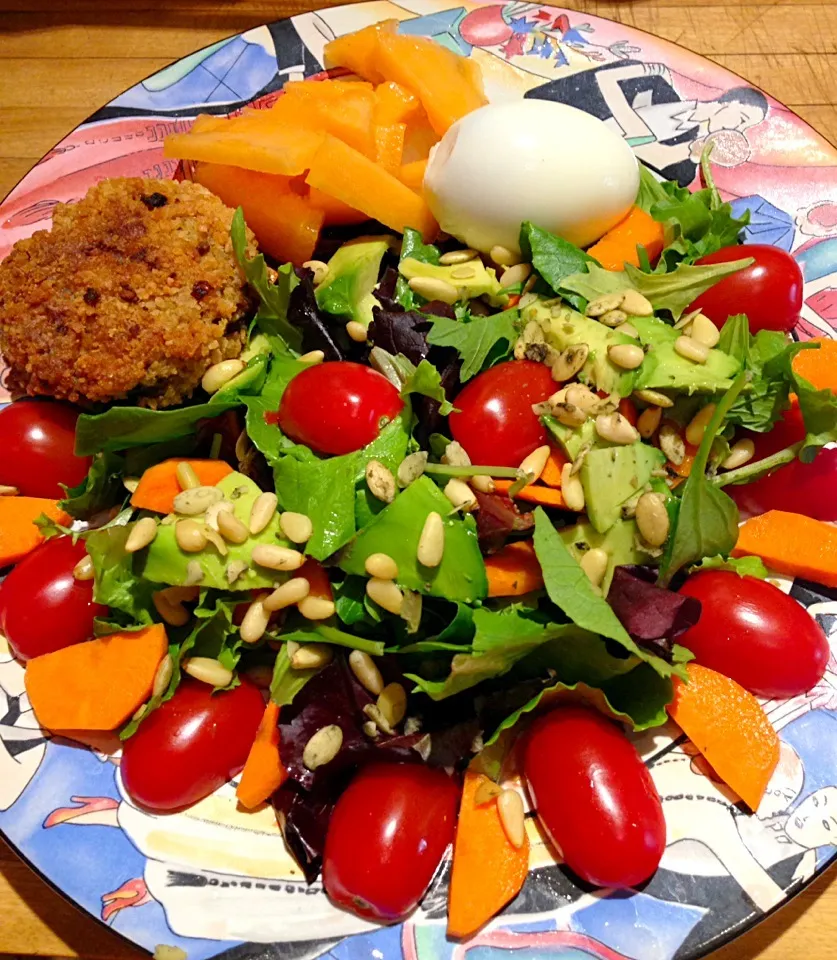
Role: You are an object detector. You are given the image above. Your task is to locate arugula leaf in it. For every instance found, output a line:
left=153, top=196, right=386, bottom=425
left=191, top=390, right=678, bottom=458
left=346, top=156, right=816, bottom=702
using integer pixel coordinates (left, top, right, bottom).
left=231, top=208, right=302, bottom=352
left=519, top=222, right=596, bottom=310
left=242, top=353, right=315, bottom=465
left=426, top=308, right=519, bottom=381
left=281, top=622, right=386, bottom=656
left=690, top=554, right=769, bottom=578
left=717, top=314, right=750, bottom=365
left=58, top=451, right=126, bottom=520
left=399, top=358, right=455, bottom=414
left=660, top=372, right=748, bottom=584
left=794, top=368, right=837, bottom=462
left=85, top=523, right=156, bottom=626
left=395, top=227, right=440, bottom=308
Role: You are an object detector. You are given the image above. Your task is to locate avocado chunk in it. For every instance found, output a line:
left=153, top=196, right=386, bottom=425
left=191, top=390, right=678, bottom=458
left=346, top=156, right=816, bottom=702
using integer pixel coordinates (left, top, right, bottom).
left=580, top=441, right=666, bottom=534
left=316, top=237, right=391, bottom=327
left=398, top=256, right=506, bottom=306
left=141, top=472, right=292, bottom=590
left=560, top=518, right=653, bottom=594
left=339, top=475, right=487, bottom=603
left=630, top=314, right=740, bottom=394
left=523, top=300, right=637, bottom=396
left=544, top=416, right=598, bottom=461
left=211, top=334, right=270, bottom=403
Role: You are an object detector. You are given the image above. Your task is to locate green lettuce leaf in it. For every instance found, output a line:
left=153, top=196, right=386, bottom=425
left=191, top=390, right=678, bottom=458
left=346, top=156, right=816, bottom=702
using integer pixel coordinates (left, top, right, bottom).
left=270, top=643, right=321, bottom=706
left=399, top=358, right=456, bottom=414
left=518, top=221, right=596, bottom=310
left=690, top=554, right=769, bottom=578
left=426, top=308, right=520, bottom=381
left=59, top=451, right=127, bottom=520
left=85, top=523, right=156, bottom=627
left=395, top=227, right=440, bottom=308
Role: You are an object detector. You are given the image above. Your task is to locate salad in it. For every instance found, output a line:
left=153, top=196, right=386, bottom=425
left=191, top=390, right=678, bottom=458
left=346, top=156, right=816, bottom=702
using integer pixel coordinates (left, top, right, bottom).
left=1, top=18, right=836, bottom=940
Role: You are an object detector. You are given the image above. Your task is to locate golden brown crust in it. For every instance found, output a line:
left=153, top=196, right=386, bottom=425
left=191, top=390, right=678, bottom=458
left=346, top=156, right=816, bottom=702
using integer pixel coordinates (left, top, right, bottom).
left=0, top=177, right=256, bottom=408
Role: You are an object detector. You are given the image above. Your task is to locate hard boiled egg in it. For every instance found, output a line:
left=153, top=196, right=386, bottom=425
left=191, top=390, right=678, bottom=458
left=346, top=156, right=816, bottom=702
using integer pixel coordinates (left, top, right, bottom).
left=423, top=99, right=640, bottom=255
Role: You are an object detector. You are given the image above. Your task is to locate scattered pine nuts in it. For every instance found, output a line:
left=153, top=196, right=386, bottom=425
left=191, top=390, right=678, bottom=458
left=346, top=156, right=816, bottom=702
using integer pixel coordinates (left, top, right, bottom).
left=240, top=599, right=270, bottom=643
left=362, top=720, right=380, bottom=739
left=302, top=724, right=343, bottom=770
left=183, top=656, right=233, bottom=687
left=225, top=560, right=248, bottom=584
left=580, top=547, right=609, bottom=588
left=0, top=484, right=19, bottom=496
left=217, top=509, right=249, bottom=544
left=297, top=596, right=336, bottom=620
left=470, top=474, right=495, bottom=494
left=184, top=560, right=204, bottom=586
left=634, top=388, right=674, bottom=408
left=635, top=492, right=671, bottom=547
left=499, top=262, right=532, bottom=288
left=366, top=577, right=404, bottom=615
left=397, top=451, right=428, bottom=487
left=637, top=405, right=663, bottom=439
left=551, top=343, right=589, bottom=382
left=440, top=248, right=478, bottom=265
left=722, top=438, right=756, bottom=469
left=620, top=289, right=654, bottom=316
left=658, top=423, right=686, bottom=465
left=685, top=404, right=717, bottom=446
left=263, top=576, right=310, bottom=612
left=551, top=400, right=588, bottom=428
left=497, top=789, right=526, bottom=849
left=346, top=321, right=368, bottom=343
left=518, top=444, right=551, bottom=484
left=689, top=312, right=721, bottom=348
left=365, top=552, right=399, bottom=580
left=561, top=463, right=586, bottom=512
left=205, top=499, right=234, bottom=532
left=444, top=478, right=478, bottom=512
left=252, top=544, right=305, bottom=571
left=451, top=265, right=477, bottom=280
left=377, top=682, right=407, bottom=727
left=203, top=526, right=228, bottom=556
left=599, top=308, right=628, bottom=328
left=489, top=244, right=520, bottom=267
left=280, top=511, right=313, bottom=544
left=302, top=259, right=329, bottom=285
left=152, top=654, right=174, bottom=699
left=249, top=492, right=278, bottom=535
left=126, top=516, right=158, bottom=553
left=300, top=350, right=325, bottom=364
left=442, top=440, right=471, bottom=467
left=173, top=485, right=223, bottom=516
left=614, top=321, right=639, bottom=339
left=400, top=588, right=423, bottom=633
left=72, top=554, right=95, bottom=581
left=291, top=643, right=333, bottom=670
left=153, top=591, right=190, bottom=627
left=674, top=335, right=710, bottom=364
left=176, top=461, right=201, bottom=491
left=349, top=649, right=384, bottom=695
left=366, top=459, right=396, bottom=504
left=175, top=519, right=207, bottom=553
left=585, top=292, right=624, bottom=318
left=595, top=412, right=639, bottom=445
left=201, top=359, right=245, bottom=395
left=474, top=779, right=503, bottom=806
left=608, top=343, right=645, bottom=370
left=363, top=702, right=395, bottom=735
left=408, top=275, right=459, bottom=304
left=417, top=511, right=445, bottom=567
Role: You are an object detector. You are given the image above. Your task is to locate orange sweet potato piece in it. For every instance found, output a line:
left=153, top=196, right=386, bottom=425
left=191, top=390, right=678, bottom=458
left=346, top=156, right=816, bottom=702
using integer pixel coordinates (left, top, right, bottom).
left=130, top=459, right=233, bottom=514
left=305, top=134, right=437, bottom=240
left=0, top=498, right=70, bottom=567
left=540, top=446, right=568, bottom=488
left=732, top=510, right=837, bottom=588
left=792, top=338, right=837, bottom=393
left=447, top=769, right=529, bottom=939
left=323, top=20, right=398, bottom=84
left=25, top=624, right=168, bottom=732
left=236, top=701, right=288, bottom=809
left=667, top=663, right=780, bottom=810
left=485, top=540, right=543, bottom=597
left=587, top=205, right=665, bottom=270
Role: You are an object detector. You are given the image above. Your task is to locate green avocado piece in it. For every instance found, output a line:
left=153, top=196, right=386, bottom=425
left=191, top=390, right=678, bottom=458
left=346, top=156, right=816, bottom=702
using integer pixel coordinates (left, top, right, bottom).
left=398, top=257, right=507, bottom=307
left=339, top=475, right=487, bottom=603
left=211, top=335, right=270, bottom=404
left=580, top=441, right=666, bottom=534
left=560, top=518, right=653, bottom=595
left=630, top=314, right=741, bottom=394
left=523, top=300, right=637, bottom=397
left=140, top=471, right=292, bottom=590
left=316, top=237, right=391, bottom=327
left=544, top=416, right=598, bottom=461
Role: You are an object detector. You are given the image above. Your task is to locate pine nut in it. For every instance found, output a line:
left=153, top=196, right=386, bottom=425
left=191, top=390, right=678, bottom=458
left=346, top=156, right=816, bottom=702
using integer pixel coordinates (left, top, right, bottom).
left=152, top=592, right=189, bottom=627
left=551, top=343, right=589, bottom=382
left=349, top=650, right=384, bottom=695
left=176, top=461, right=201, bottom=490
left=561, top=463, right=586, bottom=511
left=400, top=588, right=423, bottom=632
left=490, top=244, right=521, bottom=267
left=614, top=321, right=639, bottom=339
left=722, top=438, right=756, bottom=469
left=217, top=509, right=249, bottom=544
left=203, top=526, right=228, bottom=556
left=205, top=499, right=234, bottom=531
left=175, top=519, right=207, bottom=553
left=474, top=779, right=503, bottom=806
left=201, top=359, right=245, bottom=395
left=366, top=459, right=396, bottom=504
left=659, top=423, right=686, bottom=465
left=637, top=405, right=662, bottom=439
left=518, top=291, right=539, bottom=309
left=362, top=720, right=380, bottom=739
left=571, top=441, right=592, bottom=476
left=684, top=404, right=717, bottom=446
left=674, top=335, right=710, bottom=364
left=620, top=289, right=654, bottom=316
left=397, top=451, right=428, bottom=487
left=365, top=552, right=399, bottom=580
left=291, top=643, right=333, bottom=670
left=73, top=554, right=95, bottom=581
left=595, top=412, right=639, bottom=445
left=444, top=478, right=478, bottom=512
left=363, top=702, right=395, bottom=735
left=280, top=511, right=313, bottom=544
left=252, top=544, right=305, bottom=571
left=132, top=703, right=148, bottom=722
left=172, top=485, right=223, bottom=516
left=518, top=445, right=550, bottom=483
left=599, top=308, right=628, bottom=328
left=408, top=276, right=459, bottom=304
left=346, top=321, right=368, bottom=343
left=580, top=547, right=609, bottom=588
left=442, top=440, right=471, bottom=467
left=366, top=577, right=404, bottom=615
left=377, top=682, right=407, bottom=727
left=249, top=492, right=278, bottom=535
left=549, top=401, right=586, bottom=429
left=182, top=656, right=233, bottom=687
left=470, top=474, right=495, bottom=494
left=297, top=596, right=335, bottom=620
left=636, top=492, right=671, bottom=547
left=451, top=265, right=477, bottom=280
left=608, top=344, right=645, bottom=370
left=0, top=484, right=19, bottom=496
left=417, top=511, right=445, bottom=568
left=690, top=313, right=720, bottom=348
left=302, top=259, right=329, bottom=285
left=184, top=560, right=204, bottom=586
left=634, top=388, right=674, bottom=408
left=499, top=263, right=531, bottom=288
left=440, top=248, right=478, bottom=265
left=126, top=516, right=158, bottom=553
left=497, top=789, right=526, bottom=849
left=303, top=724, right=343, bottom=770
left=224, top=561, right=247, bottom=585
left=240, top=599, right=270, bottom=643
left=152, top=654, right=173, bottom=699
left=585, top=292, right=624, bottom=317
left=263, top=576, right=310, bottom=611
left=300, top=350, right=325, bottom=364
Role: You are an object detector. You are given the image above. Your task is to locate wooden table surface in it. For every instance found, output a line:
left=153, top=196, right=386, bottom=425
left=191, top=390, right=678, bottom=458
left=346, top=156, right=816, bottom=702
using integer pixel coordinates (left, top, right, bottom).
left=1, top=0, right=837, bottom=956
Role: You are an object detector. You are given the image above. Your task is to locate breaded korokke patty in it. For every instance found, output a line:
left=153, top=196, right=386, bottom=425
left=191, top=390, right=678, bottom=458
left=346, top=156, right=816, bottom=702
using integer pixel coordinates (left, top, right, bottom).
left=0, top=178, right=256, bottom=408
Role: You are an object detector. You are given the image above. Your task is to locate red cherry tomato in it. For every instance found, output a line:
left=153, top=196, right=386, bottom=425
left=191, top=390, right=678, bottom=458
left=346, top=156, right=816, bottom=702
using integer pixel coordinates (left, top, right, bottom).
left=276, top=362, right=403, bottom=456
left=523, top=707, right=665, bottom=888
left=687, top=245, right=803, bottom=333
left=323, top=763, right=459, bottom=923
left=0, top=537, right=106, bottom=662
left=449, top=360, right=555, bottom=467
left=0, top=400, right=92, bottom=498
left=678, top=571, right=829, bottom=698
left=120, top=677, right=264, bottom=812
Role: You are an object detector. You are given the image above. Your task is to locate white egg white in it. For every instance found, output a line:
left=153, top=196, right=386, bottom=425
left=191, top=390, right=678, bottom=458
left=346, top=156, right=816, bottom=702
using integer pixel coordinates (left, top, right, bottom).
left=423, top=99, right=640, bottom=256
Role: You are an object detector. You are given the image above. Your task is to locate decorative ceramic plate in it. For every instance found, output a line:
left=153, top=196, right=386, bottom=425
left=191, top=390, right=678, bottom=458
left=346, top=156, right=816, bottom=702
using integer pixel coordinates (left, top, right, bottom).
left=2, top=3, right=837, bottom=959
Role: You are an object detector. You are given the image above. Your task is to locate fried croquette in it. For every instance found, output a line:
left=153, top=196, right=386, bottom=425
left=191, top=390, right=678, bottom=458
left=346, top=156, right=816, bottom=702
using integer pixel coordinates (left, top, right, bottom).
left=0, top=177, right=256, bottom=408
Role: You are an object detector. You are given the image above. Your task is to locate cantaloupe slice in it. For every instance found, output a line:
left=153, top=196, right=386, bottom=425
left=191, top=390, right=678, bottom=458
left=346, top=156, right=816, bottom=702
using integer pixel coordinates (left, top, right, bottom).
left=323, top=20, right=398, bottom=84
left=398, top=159, right=428, bottom=191
left=308, top=187, right=369, bottom=226
left=281, top=80, right=376, bottom=156
left=374, top=81, right=420, bottom=125
left=373, top=122, right=406, bottom=173
left=164, top=125, right=324, bottom=177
